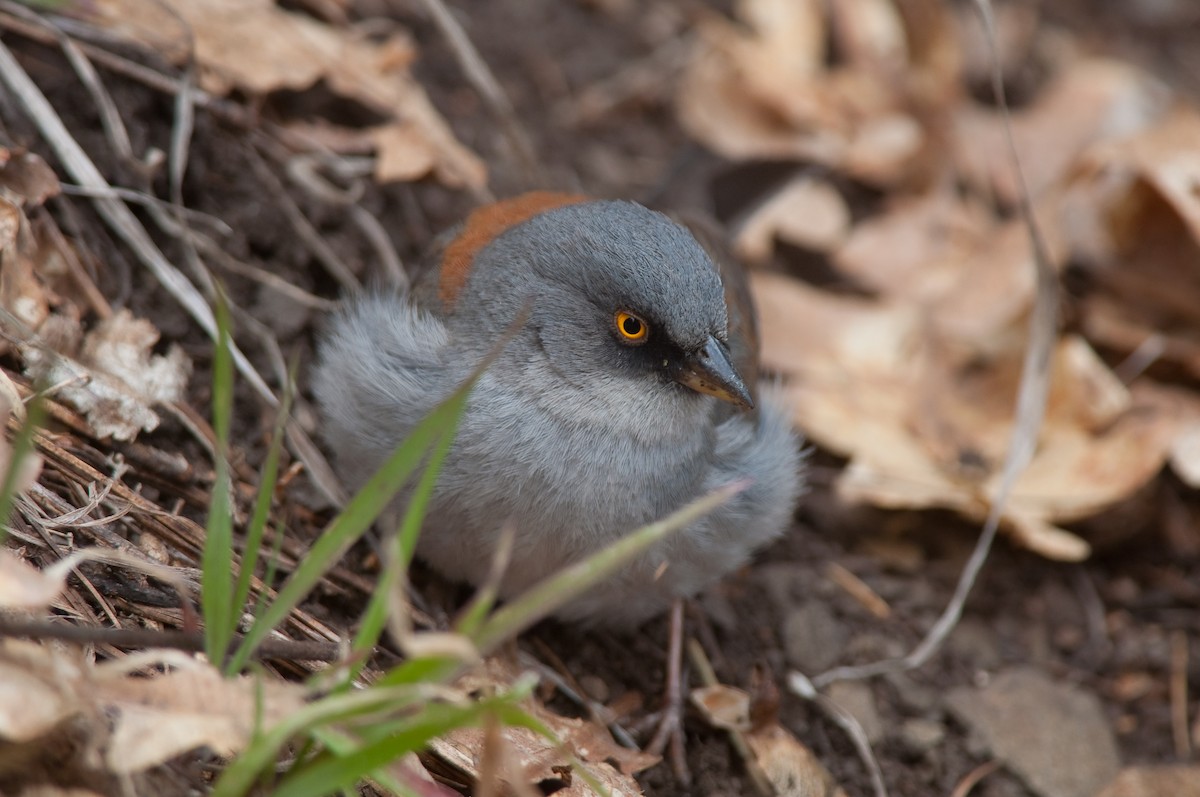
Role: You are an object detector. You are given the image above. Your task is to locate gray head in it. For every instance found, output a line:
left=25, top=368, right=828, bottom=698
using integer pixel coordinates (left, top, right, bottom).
left=443, top=197, right=752, bottom=411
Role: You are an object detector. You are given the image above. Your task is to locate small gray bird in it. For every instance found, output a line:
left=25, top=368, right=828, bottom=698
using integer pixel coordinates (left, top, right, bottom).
left=314, top=193, right=802, bottom=627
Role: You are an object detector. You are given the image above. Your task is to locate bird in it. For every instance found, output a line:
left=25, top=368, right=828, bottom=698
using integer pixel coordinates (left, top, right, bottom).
left=313, top=192, right=802, bottom=628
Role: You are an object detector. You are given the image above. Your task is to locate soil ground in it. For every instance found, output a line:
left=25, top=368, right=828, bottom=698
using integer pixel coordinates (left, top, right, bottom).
left=2, top=1, right=1198, bottom=795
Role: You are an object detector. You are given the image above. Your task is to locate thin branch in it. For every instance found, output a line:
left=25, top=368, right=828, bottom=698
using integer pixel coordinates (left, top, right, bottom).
left=0, top=38, right=348, bottom=508
left=0, top=615, right=344, bottom=661
left=805, top=0, right=1060, bottom=690
left=412, top=0, right=537, bottom=186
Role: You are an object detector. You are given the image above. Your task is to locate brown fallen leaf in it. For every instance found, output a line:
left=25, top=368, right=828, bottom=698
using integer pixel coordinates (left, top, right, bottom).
left=692, top=683, right=849, bottom=797
left=0, top=195, right=52, bottom=335
left=0, top=148, right=61, bottom=208
left=736, top=176, right=851, bottom=262
left=834, top=190, right=993, bottom=303
left=1097, top=111, right=1200, bottom=245
left=0, top=641, right=307, bottom=775
left=752, top=271, right=1200, bottom=559
left=1057, top=109, right=1200, bottom=414
left=830, top=0, right=908, bottom=71
left=431, top=657, right=656, bottom=796
left=21, top=309, right=191, bottom=442
left=677, top=0, right=958, bottom=186
left=87, top=0, right=485, bottom=189
left=100, top=664, right=307, bottom=774
left=0, top=378, right=43, bottom=502
left=0, top=554, right=67, bottom=611
left=1094, top=765, right=1200, bottom=797
left=0, top=149, right=190, bottom=442
left=691, top=684, right=752, bottom=732
left=925, top=209, right=1069, bottom=345
left=0, top=641, right=80, bottom=744
left=952, top=58, right=1169, bottom=205
left=677, top=9, right=840, bottom=166
left=80, top=310, right=191, bottom=414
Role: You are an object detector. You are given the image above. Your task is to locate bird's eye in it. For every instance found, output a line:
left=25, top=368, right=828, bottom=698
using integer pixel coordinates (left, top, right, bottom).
left=614, top=311, right=649, bottom=345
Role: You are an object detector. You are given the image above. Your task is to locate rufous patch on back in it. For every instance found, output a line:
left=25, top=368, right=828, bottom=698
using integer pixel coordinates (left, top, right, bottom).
left=439, top=191, right=589, bottom=308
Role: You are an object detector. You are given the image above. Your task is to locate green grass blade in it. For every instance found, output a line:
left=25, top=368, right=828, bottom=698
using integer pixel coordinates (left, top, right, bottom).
left=227, top=304, right=526, bottom=673
left=350, top=416, right=459, bottom=664
left=248, top=517, right=287, bottom=623
left=228, top=361, right=296, bottom=669
left=227, top=301, right=521, bottom=675
left=307, top=728, right=408, bottom=795
left=472, top=480, right=746, bottom=654
left=274, top=677, right=537, bottom=797
left=202, top=291, right=236, bottom=666
left=488, top=703, right=612, bottom=797
left=376, top=655, right=462, bottom=689
left=347, top=535, right=401, bottom=666
left=211, top=685, right=427, bottom=797
left=0, top=392, right=46, bottom=546
left=226, top=381, right=472, bottom=674
left=394, top=420, right=458, bottom=567
left=271, top=701, right=495, bottom=797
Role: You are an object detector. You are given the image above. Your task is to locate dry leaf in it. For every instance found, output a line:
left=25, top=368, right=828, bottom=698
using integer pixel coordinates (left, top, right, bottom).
left=101, top=666, right=306, bottom=773
left=834, top=191, right=993, bottom=303
left=1095, top=766, right=1200, bottom=797
left=953, top=59, right=1169, bottom=204
left=0, top=641, right=307, bottom=775
left=0, top=641, right=81, bottom=743
left=22, top=309, right=191, bottom=442
left=0, top=387, right=43, bottom=506
left=0, top=158, right=187, bottom=442
left=691, top=684, right=752, bottom=732
left=677, top=19, right=840, bottom=166
left=0, top=149, right=61, bottom=208
left=0, top=554, right=68, bottom=610
left=0, top=196, right=51, bottom=333
left=748, top=725, right=849, bottom=797
left=677, top=0, right=956, bottom=186
left=692, top=683, right=849, bottom=797
left=431, top=658, right=655, bottom=796
left=926, top=211, right=1068, bottom=346
left=1060, top=108, right=1200, bottom=411
left=752, top=271, right=1200, bottom=559
left=830, top=0, right=908, bottom=69
left=1066, top=109, right=1200, bottom=272
left=1099, top=111, right=1200, bottom=245
left=80, top=310, right=191, bottom=410
left=736, top=177, right=851, bottom=261
left=1168, top=422, right=1200, bottom=488
left=89, top=0, right=485, bottom=189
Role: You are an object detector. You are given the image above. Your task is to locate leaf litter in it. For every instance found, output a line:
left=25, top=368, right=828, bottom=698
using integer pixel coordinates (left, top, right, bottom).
left=0, top=0, right=1197, bottom=795
left=703, top=0, right=1200, bottom=564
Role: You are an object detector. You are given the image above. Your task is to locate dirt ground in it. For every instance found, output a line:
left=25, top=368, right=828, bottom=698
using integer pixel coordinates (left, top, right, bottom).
left=2, top=0, right=1199, bottom=796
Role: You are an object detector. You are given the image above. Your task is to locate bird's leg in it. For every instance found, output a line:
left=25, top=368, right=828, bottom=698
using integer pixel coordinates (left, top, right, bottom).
left=646, top=598, right=690, bottom=785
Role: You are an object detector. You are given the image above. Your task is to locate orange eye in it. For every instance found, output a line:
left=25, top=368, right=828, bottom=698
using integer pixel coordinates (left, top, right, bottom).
left=614, top=311, right=649, bottom=344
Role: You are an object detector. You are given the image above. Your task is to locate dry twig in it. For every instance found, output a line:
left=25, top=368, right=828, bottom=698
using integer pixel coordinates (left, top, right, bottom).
left=412, top=0, right=535, bottom=189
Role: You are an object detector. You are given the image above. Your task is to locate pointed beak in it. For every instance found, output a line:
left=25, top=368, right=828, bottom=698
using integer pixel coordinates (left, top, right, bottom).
left=671, top=336, right=754, bottom=410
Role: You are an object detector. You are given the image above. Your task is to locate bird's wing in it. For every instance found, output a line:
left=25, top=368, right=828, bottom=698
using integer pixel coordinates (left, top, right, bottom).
left=313, top=292, right=451, bottom=489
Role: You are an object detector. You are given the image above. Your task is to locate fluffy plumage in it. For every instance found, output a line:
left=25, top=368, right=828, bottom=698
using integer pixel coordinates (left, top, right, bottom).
left=314, top=196, right=802, bottom=626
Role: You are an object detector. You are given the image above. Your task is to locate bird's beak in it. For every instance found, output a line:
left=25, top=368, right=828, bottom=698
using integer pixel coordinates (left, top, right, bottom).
left=671, top=336, right=754, bottom=410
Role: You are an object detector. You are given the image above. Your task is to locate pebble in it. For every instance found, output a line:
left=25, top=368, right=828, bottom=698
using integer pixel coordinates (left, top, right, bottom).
left=947, top=666, right=1121, bottom=797
left=782, top=601, right=846, bottom=674
left=827, top=681, right=884, bottom=744
left=896, top=718, right=945, bottom=757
